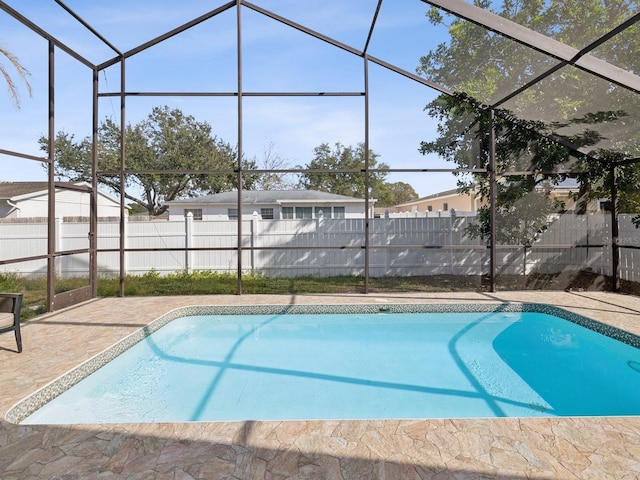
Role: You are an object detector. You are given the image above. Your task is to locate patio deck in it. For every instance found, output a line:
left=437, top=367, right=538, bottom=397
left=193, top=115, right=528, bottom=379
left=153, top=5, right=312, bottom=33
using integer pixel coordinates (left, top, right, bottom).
left=1, top=291, right=639, bottom=479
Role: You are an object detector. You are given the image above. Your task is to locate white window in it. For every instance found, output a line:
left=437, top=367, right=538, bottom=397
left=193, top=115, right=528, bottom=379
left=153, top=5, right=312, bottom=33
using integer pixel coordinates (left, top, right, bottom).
left=184, top=208, right=202, bottom=220
left=282, top=207, right=294, bottom=219
left=228, top=208, right=238, bottom=220
left=296, top=207, right=313, bottom=219
left=333, top=206, right=345, bottom=218
left=315, top=207, right=329, bottom=218
left=261, top=207, right=274, bottom=219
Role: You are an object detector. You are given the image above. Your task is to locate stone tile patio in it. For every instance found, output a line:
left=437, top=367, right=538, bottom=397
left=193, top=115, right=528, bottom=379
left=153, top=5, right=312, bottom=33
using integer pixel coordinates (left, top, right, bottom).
left=1, top=292, right=639, bottom=479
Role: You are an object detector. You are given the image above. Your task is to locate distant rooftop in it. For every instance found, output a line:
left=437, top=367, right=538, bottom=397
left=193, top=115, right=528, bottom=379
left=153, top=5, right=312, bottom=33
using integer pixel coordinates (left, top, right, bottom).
left=166, top=190, right=366, bottom=205
left=0, top=181, right=91, bottom=199
left=0, top=182, right=52, bottom=199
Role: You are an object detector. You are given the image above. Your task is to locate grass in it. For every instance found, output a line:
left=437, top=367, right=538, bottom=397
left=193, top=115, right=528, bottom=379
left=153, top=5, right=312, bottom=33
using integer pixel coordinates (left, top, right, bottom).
left=0, top=273, right=92, bottom=320
left=95, top=271, right=443, bottom=296
left=1, top=269, right=628, bottom=322
left=95, top=270, right=489, bottom=296
left=1, top=270, right=484, bottom=320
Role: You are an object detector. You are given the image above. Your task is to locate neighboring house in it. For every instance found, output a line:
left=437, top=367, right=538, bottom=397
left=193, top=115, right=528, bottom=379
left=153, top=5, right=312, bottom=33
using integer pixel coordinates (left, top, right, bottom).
left=387, top=187, right=479, bottom=216
left=542, top=181, right=607, bottom=213
left=166, top=190, right=374, bottom=221
left=0, top=181, right=125, bottom=219
left=389, top=181, right=606, bottom=216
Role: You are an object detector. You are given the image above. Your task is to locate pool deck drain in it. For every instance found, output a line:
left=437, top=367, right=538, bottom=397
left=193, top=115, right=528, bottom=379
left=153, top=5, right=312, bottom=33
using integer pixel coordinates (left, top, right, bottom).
left=1, top=291, right=640, bottom=479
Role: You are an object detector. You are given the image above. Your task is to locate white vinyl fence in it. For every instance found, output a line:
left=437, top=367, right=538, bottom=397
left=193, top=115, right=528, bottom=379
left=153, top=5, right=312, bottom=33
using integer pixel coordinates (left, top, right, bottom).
left=1, top=214, right=638, bottom=281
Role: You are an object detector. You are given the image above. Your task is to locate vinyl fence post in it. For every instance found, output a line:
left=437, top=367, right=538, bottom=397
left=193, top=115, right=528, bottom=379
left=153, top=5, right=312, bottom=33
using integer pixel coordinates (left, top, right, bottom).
left=55, top=216, right=63, bottom=278
left=385, top=216, right=391, bottom=275
left=121, top=215, right=129, bottom=277
left=251, top=211, right=259, bottom=275
left=185, top=212, right=193, bottom=274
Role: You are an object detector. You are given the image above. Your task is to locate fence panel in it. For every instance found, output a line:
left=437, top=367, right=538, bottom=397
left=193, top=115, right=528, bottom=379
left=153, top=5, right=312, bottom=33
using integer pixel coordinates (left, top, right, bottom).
left=0, top=214, right=638, bottom=281
left=255, top=219, right=365, bottom=277
left=531, top=215, right=612, bottom=276
left=0, top=223, right=48, bottom=262
left=125, top=220, right=188, bottom=274
left=619, top=215, right=640, bottom=282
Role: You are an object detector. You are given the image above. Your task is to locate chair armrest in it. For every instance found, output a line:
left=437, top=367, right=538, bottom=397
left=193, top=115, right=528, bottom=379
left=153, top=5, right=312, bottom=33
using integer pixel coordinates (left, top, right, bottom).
left=0, top=293, right=23, bottom=352
left=0, top=293, right=23, bottom=315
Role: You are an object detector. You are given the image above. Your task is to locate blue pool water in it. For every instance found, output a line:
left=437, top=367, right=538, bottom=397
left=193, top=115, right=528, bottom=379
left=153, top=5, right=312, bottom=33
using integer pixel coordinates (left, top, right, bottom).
left=20, top=309, right=640, bottom=423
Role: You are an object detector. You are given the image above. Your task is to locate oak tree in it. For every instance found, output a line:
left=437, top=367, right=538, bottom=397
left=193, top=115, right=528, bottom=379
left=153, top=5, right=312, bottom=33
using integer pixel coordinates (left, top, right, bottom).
left=41, top=106, right=255, bottom=216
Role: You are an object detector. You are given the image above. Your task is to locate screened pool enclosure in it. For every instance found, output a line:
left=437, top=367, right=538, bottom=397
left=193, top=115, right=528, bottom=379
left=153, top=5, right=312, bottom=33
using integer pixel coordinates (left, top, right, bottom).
left=1, top=0, right=639, bottom=311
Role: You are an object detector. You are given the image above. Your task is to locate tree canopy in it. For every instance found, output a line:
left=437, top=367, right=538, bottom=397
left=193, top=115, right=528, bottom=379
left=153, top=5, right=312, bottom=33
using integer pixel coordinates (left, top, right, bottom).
left=41, top=106, right=255, bottom=216
left=374, top=181, right=420, bottom=208
left=297, top=142, right=418, bottom=207
left=417, top=0, right=640, bottom=242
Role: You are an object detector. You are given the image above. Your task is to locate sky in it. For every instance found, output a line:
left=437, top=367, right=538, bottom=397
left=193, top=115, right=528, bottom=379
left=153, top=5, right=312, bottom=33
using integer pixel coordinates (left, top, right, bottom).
left=0, top=0, right=462, bottom=198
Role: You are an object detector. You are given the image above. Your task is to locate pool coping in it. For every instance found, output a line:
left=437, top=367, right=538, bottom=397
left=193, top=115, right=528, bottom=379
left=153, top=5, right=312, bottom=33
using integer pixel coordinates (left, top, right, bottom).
left=7, top=301, right=640, bottom=425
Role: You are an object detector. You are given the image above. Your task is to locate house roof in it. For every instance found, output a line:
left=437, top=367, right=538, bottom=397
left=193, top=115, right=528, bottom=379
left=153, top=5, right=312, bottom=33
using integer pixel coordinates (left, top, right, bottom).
left=0, top=181, right=124, bottom=206
left=0, top=182, right=52, bottom=199
left=394, top=187, right=468, bottom=207
left=394, top=179, right=581, bottom=209
left=166, top=190, right=366, bottom=205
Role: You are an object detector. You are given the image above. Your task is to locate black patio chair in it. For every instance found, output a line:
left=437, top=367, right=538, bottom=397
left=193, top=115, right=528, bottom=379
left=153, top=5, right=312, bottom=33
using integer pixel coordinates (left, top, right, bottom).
left=0, top=293, right=23, bottom=353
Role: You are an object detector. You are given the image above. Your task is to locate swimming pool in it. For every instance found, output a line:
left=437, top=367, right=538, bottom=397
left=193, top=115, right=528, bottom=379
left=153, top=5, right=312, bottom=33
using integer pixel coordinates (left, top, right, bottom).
left=9, top=303, right=640, bottom=424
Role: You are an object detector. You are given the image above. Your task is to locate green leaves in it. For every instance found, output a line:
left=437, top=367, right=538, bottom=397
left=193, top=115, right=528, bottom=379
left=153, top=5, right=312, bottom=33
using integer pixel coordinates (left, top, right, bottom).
left=298, top=142, right=386, bottom=198
left=40, top=105, right=245, bottom=216
left=418, top=0, right=640, bottom=240
left=296, top=142, right=417, bottom=207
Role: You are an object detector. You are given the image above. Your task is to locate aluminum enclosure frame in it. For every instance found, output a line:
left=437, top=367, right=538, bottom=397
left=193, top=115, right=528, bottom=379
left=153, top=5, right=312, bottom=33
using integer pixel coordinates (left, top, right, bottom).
left=1, top=0, right=639, bottom=309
